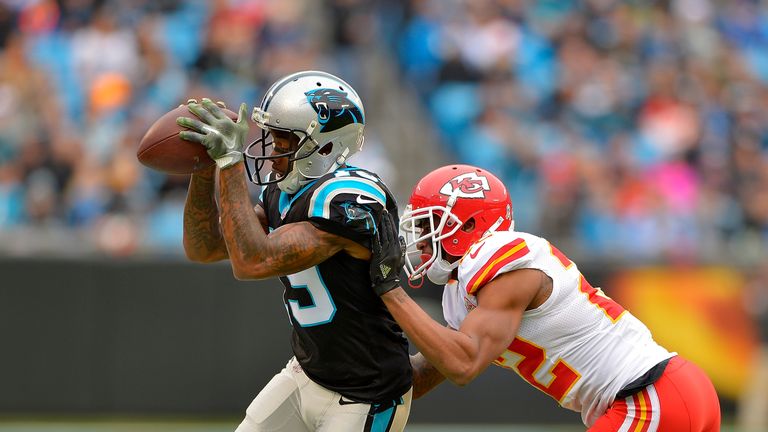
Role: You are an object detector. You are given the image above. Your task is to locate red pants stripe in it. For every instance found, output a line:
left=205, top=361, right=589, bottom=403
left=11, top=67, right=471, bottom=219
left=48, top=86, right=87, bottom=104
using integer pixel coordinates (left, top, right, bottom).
left=589, top=356, right=721, bottom=431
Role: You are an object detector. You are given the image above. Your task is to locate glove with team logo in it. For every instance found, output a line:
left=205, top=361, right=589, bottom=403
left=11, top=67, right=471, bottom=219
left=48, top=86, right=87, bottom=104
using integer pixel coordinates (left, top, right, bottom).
left=370, top=210, right=406, bottom=296
left=176, top=98, right=249, bottom=169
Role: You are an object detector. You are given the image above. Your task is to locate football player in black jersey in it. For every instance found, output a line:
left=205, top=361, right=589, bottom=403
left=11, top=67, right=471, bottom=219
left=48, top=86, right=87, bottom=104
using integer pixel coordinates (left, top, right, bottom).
left=176, top=71, right=412, bottom=432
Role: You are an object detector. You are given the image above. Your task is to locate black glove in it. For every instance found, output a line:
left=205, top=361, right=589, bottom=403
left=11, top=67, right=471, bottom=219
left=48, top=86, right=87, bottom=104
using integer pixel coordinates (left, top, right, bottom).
left=370, top=210, right=405, bottom=296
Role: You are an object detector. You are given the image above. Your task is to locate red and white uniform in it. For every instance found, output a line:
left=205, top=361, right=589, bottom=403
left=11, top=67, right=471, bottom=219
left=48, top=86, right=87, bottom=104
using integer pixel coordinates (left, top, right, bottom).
left=442, top=230, right=674, bottom=427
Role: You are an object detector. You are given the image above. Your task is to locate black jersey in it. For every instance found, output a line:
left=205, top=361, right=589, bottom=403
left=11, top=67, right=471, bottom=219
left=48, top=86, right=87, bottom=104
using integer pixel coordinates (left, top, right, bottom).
left=258, top=167, right=412, bottom=403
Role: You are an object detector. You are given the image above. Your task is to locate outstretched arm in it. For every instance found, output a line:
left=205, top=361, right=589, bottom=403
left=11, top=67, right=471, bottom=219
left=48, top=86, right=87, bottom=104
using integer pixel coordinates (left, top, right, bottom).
left=381, top=272, right=535, bottom=386
left=410, top=352, right=446, bottom=399
left=371, top=210, right=539, bottom=386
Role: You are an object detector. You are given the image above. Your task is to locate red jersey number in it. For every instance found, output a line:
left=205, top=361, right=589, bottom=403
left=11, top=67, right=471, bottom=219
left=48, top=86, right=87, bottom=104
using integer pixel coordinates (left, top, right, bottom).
left=496, top=337, right=580, bottom=403
left=550, top=243, right=625, bottom=322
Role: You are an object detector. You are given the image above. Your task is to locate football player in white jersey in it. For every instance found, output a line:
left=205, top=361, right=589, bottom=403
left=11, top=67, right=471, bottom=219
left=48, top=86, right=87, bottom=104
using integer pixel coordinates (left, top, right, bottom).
left=369, top=165, right=721, bottom=431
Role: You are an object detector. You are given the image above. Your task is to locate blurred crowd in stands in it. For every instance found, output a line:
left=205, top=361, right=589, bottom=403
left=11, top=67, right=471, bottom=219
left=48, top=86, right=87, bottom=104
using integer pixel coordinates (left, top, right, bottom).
left=391, top=0, right=768, bottom=264
left=0, top=0, right=324, bottom=255
left=0, top=0, right=767, bottom=264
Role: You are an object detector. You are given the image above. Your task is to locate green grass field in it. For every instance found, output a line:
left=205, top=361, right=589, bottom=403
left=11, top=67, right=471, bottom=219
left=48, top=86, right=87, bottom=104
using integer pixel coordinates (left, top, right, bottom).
left=0, top=421, right=583, bottom=432
left=0, top=419, right=745, bottom=432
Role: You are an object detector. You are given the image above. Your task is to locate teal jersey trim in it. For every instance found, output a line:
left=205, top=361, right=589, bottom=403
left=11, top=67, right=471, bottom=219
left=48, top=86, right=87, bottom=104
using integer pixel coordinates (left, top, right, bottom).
left=308, top=177, right=386, bottom=219
left=277, top=179, right=320, bottom=218
left=371, top=405, right=395, bottom=432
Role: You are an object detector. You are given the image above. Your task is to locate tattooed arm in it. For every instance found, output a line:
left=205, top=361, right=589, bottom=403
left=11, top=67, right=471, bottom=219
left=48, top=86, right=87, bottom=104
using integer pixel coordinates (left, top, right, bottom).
left=217, top=164, right=370, bottom=279
left=183, top=166, right=228, bottom=262
left=183, top=166, right=269, bottom=263
left=410, top=352, right=446, bottom=399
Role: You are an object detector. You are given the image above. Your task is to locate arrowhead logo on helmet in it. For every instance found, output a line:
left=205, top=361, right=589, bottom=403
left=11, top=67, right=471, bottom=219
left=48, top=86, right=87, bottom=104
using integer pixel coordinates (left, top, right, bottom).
left=401, top=164, right=514, bottom=283
left=440, top=173, right=491, bottom=198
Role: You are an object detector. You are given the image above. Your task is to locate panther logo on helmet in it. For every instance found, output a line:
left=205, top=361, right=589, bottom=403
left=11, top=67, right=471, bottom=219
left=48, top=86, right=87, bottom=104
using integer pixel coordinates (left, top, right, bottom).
left=305, top=89, right=364, bottom=133
left=246, top=71, right=366, bottom=194
left=439, top=173, right=490, bottom=198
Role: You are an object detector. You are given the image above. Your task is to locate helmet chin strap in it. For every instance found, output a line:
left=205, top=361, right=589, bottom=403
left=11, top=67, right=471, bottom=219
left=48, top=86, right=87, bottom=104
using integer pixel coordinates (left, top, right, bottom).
left=277, top=170, right=302, bottom=194
left=426, top=258, right=457, bottom=284
left=330, top=147, right=351, bottom=172
left=425, top=244, right=459, bottom=285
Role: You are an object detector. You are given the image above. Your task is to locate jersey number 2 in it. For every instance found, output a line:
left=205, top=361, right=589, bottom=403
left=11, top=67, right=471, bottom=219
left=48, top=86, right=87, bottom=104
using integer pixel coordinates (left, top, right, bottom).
left=495, top=243, right=626, bottom=401
left=286, top=266, right=336, bottom=327
left=497, top=337, right=580, bottom=403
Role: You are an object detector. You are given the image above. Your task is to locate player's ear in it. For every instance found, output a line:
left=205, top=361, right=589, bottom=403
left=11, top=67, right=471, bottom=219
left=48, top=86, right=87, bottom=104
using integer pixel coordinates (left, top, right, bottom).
left=290, top=133, right=301, bottom=151
left=461, top=218, right=476, bottom=233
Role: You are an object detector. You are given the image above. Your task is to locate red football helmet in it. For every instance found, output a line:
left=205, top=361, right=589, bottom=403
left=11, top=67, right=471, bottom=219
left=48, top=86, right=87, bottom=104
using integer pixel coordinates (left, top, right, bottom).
left=401, top=164, right=514, bottom=283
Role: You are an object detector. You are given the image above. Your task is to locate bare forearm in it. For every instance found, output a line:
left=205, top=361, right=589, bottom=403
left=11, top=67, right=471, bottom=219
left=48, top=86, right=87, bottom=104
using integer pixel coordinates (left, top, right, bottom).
left=410, top=353, right=446, bottom=399
left=217, top=165, right=341, bottom=279
left=382, top=288, right=480, bottom=385
left=218, top=164, right=265, bottom=254
left=183, top=166, right=228, bottom=262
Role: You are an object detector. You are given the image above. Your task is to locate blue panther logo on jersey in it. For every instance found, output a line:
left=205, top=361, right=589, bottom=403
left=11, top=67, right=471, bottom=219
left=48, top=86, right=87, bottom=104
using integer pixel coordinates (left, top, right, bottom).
left=340, top=202, right=376, bottom=233
left=305, top=88, right=364, bottom=133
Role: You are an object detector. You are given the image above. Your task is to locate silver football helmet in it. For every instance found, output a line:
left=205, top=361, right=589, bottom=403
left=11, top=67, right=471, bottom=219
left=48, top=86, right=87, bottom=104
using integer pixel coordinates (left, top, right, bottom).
left=245, top=70, right=366, bottom=194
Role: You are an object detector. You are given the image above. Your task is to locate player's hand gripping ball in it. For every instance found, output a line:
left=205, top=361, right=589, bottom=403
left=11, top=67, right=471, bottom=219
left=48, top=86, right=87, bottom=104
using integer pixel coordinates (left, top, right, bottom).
left=176, top=98, right=249, bottom=170
left=136, top=99, right=239, bottom=175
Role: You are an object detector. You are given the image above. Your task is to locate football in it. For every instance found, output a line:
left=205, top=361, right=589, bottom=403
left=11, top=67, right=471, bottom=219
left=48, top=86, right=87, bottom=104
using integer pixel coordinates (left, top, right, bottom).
left=137, top=105, right=238, bottom=175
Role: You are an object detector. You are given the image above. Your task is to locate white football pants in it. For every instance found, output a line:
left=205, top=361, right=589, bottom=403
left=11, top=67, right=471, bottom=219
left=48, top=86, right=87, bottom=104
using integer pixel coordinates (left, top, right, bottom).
left=235, top=357, right=412, bottom=432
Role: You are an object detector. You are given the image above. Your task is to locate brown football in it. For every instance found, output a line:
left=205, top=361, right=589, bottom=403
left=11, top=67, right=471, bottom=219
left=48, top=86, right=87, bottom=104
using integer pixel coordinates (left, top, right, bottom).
left=137, top=105, right=238, bottom=175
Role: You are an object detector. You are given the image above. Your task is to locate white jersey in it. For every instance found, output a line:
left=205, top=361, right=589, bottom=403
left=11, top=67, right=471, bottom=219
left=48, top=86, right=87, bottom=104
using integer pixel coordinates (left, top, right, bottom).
left=442, top=230, right=674, bottom=427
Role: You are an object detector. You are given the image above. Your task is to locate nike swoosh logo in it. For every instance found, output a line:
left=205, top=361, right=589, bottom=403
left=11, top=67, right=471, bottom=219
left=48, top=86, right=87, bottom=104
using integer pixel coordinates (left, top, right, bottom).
left=356, top=195, right=380, bottom=205
left=339, top=396, right=363, bottom=405
left=469, top=242, right=485, bottom=259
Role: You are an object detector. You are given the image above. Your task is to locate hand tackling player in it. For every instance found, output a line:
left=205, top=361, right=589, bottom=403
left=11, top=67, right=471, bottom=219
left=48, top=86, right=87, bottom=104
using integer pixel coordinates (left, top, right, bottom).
left=370, top=164, right=721, bottom=431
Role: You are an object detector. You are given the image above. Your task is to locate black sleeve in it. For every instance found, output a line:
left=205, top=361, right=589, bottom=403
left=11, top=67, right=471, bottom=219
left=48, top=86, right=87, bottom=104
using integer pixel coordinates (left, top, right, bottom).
left=304, top=169, right=399, bottom=248
left=309, top=196, right=384, bottom=249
